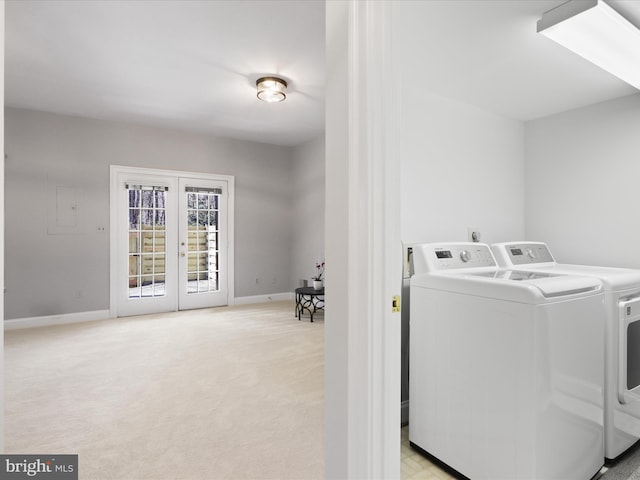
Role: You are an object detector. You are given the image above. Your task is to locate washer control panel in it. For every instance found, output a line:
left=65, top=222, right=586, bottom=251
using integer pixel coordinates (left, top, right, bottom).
left=501, top=242, right=555, bottom=265
left=413, top=242, right=496, bottom=273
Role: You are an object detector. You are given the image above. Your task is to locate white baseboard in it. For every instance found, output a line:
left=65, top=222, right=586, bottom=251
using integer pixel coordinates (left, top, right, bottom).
left=4, top=310, right=112, bottom=330
left=233, top=292, right=294, bottom=305
left=4, top=296, right=294, bottom=330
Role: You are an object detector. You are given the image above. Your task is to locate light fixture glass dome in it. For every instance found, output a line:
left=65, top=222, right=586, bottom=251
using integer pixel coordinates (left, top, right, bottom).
left=256, top=76, right=287, bottom=102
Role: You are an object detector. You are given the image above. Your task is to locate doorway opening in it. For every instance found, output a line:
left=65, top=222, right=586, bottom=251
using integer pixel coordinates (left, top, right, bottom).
left=110, top=165, right=235, bottom=317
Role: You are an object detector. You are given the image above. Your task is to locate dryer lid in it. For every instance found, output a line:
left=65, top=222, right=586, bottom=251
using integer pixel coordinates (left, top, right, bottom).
left=492, top=241, right=640, bottom=291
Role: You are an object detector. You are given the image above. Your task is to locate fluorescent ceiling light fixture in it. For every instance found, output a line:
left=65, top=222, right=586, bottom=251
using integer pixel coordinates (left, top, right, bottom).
left=537, top=0, right=640, bottom=89
left=256, top=76, right=287, bottom=103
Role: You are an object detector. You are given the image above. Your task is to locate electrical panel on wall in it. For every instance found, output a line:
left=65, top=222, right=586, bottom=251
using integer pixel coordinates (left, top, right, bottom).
left=46, top=174, right=85, bottom=235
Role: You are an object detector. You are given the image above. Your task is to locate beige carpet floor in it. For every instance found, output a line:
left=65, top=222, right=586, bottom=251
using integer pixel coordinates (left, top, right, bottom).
left=4, top=301, right=324, bottom=480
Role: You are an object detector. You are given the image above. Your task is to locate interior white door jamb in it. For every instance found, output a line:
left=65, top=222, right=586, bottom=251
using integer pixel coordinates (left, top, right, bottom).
left=325, top=0, right=401, bottom=477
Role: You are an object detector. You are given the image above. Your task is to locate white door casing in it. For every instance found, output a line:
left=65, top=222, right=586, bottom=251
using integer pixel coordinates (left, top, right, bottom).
left=110, top=165, right=234, bottom=317
left=325, top=0, right=401, bottom=478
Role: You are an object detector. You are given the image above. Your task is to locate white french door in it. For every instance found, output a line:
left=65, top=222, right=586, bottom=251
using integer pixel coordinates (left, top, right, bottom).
left=178, top=177, right=229, bottom=310
left=111, top=166, right=233, bottom=317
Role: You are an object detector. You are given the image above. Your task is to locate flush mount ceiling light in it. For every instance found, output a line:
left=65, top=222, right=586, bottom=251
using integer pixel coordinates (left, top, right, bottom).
left=256, top=76, right=287, bottom=103
left=537, top=0, right=640, bottom=89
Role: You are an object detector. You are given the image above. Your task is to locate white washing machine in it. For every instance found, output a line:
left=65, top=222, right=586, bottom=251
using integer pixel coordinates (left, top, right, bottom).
left=410, top=242, right=605, bottom=480
left=492, top=241, right=640, bottom=462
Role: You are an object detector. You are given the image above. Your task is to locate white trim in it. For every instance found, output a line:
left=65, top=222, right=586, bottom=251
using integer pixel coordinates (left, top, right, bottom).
left=325, top=1, right=400, bottom=477
left=5, top=310, right=111, bottom=330
left=233, top=292, right=294, bottom=305
left=109, top=166, right=119, bottom=318
left=348, top=1, right=402, bottom=477
left=380, top=0, right=403, bottom=475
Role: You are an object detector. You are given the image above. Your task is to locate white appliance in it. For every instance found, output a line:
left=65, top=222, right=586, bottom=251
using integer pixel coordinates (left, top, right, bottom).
left=492, top=241, right=640, bottom=461
left=410, top=242, right=605, bottom=480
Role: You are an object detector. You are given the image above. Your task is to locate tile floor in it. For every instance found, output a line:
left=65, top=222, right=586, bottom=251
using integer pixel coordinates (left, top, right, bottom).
left=401, top=427, right=457, bottom=479
left=400, top=428, right=615, bottom=480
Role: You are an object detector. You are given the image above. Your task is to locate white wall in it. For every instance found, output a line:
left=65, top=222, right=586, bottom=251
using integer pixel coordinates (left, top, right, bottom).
left=399, top=87, right=526, bottom=245
left=4, top=107, right=295, bottom=319
left=291, top=135, right=325, bottom=289
left=395, top=1, right=526, bottom=248
left=525, top=93, right=640, bottom=268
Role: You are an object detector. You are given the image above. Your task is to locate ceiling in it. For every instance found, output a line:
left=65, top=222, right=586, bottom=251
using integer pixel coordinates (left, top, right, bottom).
left=398, top=0, right=640, bottom=121
left=5, top=1, right=640, bottom=147
left=5, top=0, right=326, bottom=147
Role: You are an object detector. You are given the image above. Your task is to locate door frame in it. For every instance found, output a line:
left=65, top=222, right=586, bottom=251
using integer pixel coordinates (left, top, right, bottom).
left=325, top=0, right=401, bottom=477
left=109, top=165, right=235, bottom=317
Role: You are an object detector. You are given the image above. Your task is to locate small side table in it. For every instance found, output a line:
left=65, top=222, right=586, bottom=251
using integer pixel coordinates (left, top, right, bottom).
left=295, top=287, right=325, bottom=322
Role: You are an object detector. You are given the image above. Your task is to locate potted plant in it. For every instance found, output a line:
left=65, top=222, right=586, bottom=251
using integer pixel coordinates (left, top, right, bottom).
left=312, top=261, right=325, bottom=290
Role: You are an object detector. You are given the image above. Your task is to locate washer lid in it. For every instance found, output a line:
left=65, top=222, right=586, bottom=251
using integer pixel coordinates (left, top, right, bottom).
left=469, top=270, right=557, bottom=281
left=411, top=269, right=603, bottom=304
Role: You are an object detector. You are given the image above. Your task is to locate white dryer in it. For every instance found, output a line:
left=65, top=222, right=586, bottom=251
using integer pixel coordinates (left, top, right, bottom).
left=492, top=241, right=640, bottom=461
left=410, top=242, right=605, bottom=480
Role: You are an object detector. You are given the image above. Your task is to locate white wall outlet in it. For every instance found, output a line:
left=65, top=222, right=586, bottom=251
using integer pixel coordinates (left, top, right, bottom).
left=468, top=227, right=481, bottom=243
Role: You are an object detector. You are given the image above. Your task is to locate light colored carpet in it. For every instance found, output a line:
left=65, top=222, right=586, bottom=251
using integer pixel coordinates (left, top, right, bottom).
left=4, top=301, right=324, bottom=480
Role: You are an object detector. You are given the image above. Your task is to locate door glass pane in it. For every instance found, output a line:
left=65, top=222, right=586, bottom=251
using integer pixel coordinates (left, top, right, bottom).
left=184, top=187, right=221, bottom=295
left=187, top=193, right=196, bottom=209
left=155, top=210, right=165, bottom=228
left=198, top=211, right=207, bottom=229
left=127, top=185, right=167, bottom=299
left=129, top=209, right=140, bottom=230
left=129, top=232, right=140, bottom=254
left=142, top=190, right=153, bottom=208
left=155, top=254, right=166, bottom=274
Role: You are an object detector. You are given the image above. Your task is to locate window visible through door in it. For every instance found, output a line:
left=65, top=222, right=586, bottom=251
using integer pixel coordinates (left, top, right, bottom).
left=110, top=166, right=235, bottom=317
left=127, top=185, right=167, bottom=298
left=185, top=187, right=221, bottom=295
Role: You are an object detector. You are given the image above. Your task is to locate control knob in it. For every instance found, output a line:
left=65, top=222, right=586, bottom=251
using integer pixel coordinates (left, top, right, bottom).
left=526, top=249, right=536, bottom=259
left=460, top=250, right=471, bottom=263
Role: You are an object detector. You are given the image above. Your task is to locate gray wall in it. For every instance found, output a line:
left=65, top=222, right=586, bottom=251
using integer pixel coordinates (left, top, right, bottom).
left=324, top=0, right=349, bottom=475
left=5, top=107, right=296, bottom=319
left=291, top=135, right=325, bottom=290
left=525, top=93, right=640, bottom=268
